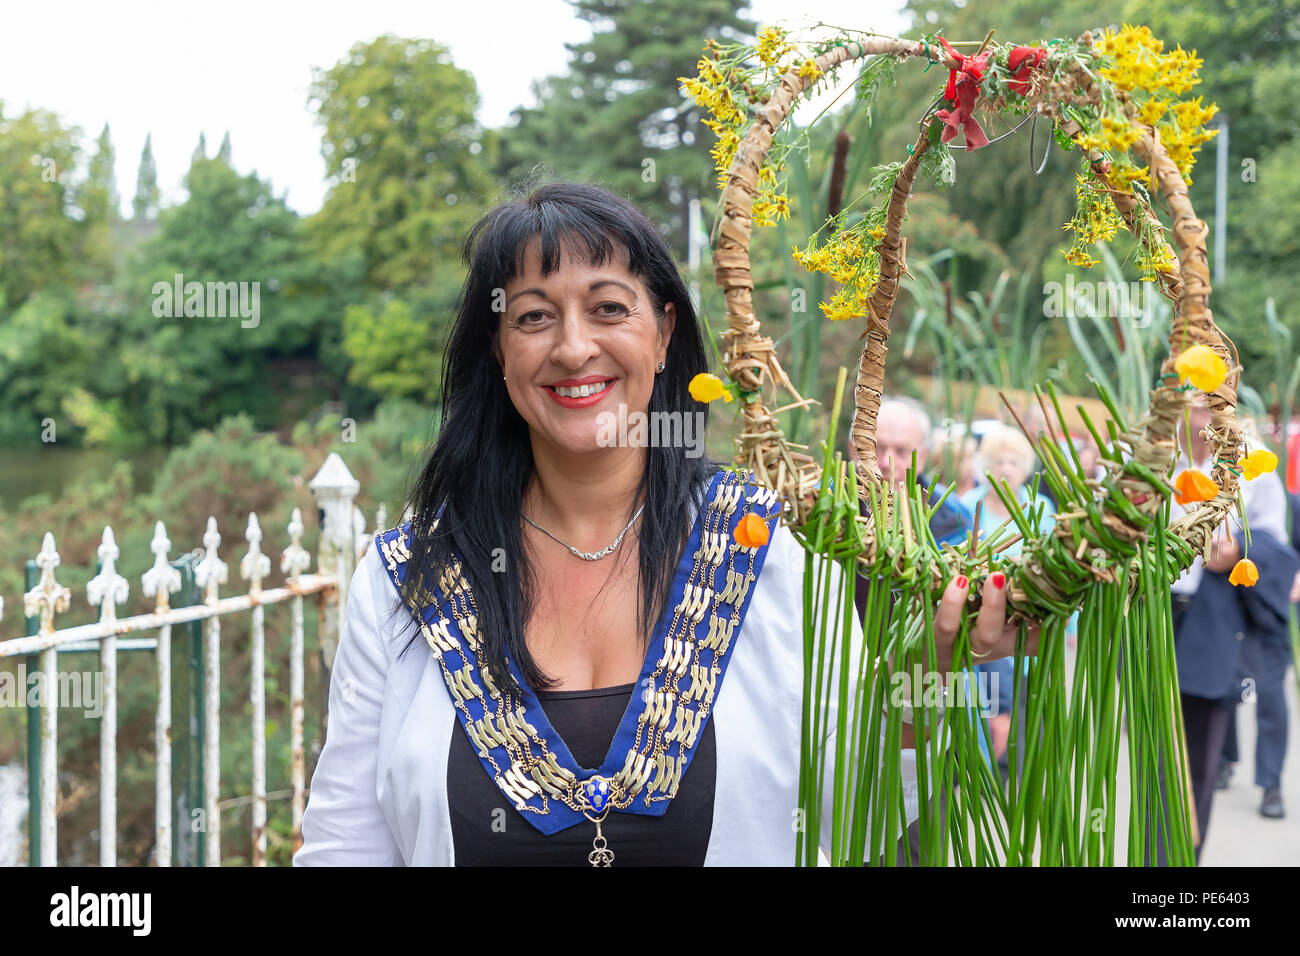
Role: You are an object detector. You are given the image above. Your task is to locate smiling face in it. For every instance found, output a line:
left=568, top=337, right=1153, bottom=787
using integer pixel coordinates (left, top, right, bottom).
left=493, top=234, right=675, bottom=459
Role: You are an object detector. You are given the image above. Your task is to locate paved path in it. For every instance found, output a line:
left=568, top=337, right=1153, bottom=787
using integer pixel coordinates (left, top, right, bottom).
left=1093, top=644, right=1297, bottom=866
left=1199, top=661, right=1299, bottom=866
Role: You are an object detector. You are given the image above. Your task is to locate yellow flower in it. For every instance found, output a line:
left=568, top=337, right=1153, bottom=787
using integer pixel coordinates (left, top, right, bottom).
left=1138, top=97, right=1170, bottom=125
left=689, top=372, right=733, bottom=403
left=1239, top=448, right=1279, bottom=481
left=1173, top=345, right=1227, bottom=392
left=797, top=59, right=822, bottom=83
left=1229, top=558, right=1259, bottom=588
left=756, top=26, right=797, bottom=69
left=1063, top=246, right=1098, bottom=268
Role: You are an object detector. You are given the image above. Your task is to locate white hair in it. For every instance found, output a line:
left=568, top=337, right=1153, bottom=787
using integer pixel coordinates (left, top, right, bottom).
left=879, top=395, right=932, bottom=449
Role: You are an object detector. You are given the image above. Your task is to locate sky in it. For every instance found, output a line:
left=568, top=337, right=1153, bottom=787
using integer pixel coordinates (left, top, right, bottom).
left=0, top=0, right=909, bottom=217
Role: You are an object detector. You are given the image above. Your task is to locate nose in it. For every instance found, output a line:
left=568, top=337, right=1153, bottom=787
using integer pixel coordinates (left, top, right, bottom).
left=550, top=307, right=601, bottom=370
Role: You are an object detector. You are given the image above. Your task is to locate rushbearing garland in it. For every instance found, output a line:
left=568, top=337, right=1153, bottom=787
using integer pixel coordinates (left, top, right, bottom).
left=680, top=24, right=1278, bottom=865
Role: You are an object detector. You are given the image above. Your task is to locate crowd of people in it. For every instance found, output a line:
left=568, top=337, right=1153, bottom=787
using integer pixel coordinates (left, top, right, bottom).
left=850, top=394, right=1296, bottom=862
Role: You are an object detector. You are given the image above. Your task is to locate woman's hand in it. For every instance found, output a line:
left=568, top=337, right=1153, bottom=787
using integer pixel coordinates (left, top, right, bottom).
left=933, top=571, right=1041, bottom=672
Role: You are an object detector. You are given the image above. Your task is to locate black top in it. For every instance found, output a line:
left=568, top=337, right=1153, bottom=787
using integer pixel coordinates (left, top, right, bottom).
left=448, top=681, right=716, bottom=865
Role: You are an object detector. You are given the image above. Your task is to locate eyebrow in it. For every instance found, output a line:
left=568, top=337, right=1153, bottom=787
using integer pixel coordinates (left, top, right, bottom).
left=506, top=279, right=638, bottom=305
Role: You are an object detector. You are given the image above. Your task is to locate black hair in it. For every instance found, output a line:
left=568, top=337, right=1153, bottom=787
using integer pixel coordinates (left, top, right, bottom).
left=385, top=180, right=722, bottom=696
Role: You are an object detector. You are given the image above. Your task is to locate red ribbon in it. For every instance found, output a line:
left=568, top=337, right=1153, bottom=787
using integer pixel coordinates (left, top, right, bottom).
left=933, top=36, right=991, bottom=150
left=1007, top=45, right=1047, bottom=96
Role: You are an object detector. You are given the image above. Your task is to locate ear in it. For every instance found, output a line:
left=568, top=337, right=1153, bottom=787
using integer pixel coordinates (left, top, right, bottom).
left=657, top=301, right=676, bottom=365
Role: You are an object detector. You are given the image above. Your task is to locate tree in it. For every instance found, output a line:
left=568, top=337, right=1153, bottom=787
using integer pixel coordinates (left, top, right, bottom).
left=118, top=153, right=343, bottom=441
left=0, top=103, right=86, bottom=310
left=305, top=34, right=497, bottom=291
left=86, top=123, right=120, bottom=222
left=132, top=133, right=160, bottom=221
left=1132, top=0, right=1300, bottom=370
left=495, top=0, right=755, bottom=258
left=217, top=130, right=232, bottom=165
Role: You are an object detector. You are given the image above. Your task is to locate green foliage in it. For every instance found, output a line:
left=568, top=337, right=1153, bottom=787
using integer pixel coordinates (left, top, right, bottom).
left=148, top=415, right=307, bottom=549
left=113, top=151, right=351, bottom=442
left=306, top=35, right=496, bottom=291
left=131, top=133, right=159, bottom=221
left=343, top=293, right=446, bottom=405
left=0, top=104, right=92, bottom=309
left=495, top=0, right=755, bottom=258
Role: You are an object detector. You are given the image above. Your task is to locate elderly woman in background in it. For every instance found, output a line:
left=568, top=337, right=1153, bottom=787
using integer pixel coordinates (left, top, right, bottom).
left=959, top=424, right=1057, bottom=775
left=961, top=424, right=1057, bottom=548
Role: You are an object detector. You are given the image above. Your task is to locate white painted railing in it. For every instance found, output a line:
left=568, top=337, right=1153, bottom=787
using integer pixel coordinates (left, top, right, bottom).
left=0, top=452, right=381, bottom=866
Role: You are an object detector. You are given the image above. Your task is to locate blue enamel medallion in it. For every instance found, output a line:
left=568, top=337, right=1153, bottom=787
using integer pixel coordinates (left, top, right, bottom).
left=583, top=776, right=611, bottom=814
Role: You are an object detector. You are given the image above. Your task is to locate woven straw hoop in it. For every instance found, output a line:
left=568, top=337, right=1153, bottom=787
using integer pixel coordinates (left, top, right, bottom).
left=712, top=30, right=1241, bottom=598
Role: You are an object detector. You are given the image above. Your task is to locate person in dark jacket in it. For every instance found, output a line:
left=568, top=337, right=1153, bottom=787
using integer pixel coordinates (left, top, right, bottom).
left=1164, top=404, right=1299, bottom=862
left=1218, top=487, right=1299, bottom=818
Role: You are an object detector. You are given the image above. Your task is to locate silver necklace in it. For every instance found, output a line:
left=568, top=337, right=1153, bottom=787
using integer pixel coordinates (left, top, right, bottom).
left=522, top=503, right=645, bottom=560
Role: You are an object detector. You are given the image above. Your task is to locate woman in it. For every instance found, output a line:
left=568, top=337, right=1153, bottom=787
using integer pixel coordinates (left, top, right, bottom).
left=294, top=181, right=1027, bottom=866
left=960, top=423, right=1057, bottom=774
left=960, top=424, right=1057, bottom=549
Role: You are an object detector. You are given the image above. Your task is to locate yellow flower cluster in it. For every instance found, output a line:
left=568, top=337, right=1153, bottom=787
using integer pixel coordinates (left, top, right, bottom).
left=1071, top=120, right=1150, bottom=190
left=1094, top=24, right=1203, bottom=95
left=1158, top=96, right=1219, bottom=184
left=792, top=229, right=882, bottom=321
left=1133, top=234, right=1176, bottom=281
left=756, top=26, right=797, bottom=69
left=1079, top=25, right=1219, bottom=185
left=798, top=59, right=823, bottom=84
left=679, top=54, right=743, bottom=139
left=679, top=38, right=792, bottom=225
left=1062, top=174, right=1127, bottom=268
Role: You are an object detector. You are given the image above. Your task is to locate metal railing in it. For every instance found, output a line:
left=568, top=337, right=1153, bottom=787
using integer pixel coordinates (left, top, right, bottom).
left=0, top=452, right=378, bottom=866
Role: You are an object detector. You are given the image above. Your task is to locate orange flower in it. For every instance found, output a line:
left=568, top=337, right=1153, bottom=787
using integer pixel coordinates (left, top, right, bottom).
left=1173, top=468, right=1218, bottom=504
left=734, top=512, right=770, bottom=548
left=1228, top=558, right=1259, bottom=587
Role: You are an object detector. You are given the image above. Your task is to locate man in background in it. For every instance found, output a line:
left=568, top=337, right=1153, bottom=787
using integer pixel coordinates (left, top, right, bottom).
left=1168, top=400, right=1297, bottom=860
left=850, top=396, right=1011, bottom=862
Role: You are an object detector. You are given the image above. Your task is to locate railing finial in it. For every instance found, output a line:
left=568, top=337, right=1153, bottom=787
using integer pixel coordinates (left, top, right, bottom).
left=88, top=525, right=130, bottom=619
left=142, top=520, right=183, bottom=613
left=195, top=516, right=229, bottom=604
left=242, top=513, right=272, bottom=595
left=24, top=532, right=72, bottom=636
left=282, top=507, right=311, bottom=583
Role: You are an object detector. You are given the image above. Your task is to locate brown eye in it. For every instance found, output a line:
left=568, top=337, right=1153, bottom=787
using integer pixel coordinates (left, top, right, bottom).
left=597, top=302, right=629, bottom=316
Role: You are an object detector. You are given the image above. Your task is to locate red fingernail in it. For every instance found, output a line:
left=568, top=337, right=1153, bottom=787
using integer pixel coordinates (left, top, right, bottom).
left=955, top=575, right=968, bottom=589
left=992, top=572, right=1006, bottom=589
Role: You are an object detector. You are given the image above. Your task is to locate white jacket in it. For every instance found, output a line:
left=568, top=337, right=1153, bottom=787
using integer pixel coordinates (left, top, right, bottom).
left=295, top=479, right=922, bottom=866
